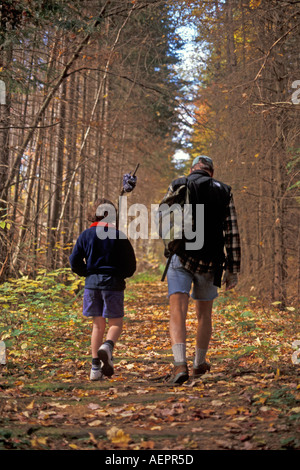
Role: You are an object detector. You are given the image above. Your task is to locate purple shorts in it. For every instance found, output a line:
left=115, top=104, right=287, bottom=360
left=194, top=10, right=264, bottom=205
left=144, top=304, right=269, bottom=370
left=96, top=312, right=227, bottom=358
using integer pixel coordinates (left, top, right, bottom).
left=83, top=289, right=124, bottom=318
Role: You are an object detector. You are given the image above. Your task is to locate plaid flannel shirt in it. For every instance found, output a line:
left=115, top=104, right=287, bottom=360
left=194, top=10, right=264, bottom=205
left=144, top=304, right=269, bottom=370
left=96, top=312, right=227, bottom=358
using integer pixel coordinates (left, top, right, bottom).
left=161, top=179, right=241, bottom=275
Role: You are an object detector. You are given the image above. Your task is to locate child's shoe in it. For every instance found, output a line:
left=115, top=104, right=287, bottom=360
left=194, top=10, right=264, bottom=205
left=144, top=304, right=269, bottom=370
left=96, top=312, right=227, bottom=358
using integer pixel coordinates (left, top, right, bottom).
left=90, top=367, right=103, bottom=381
left=98, top=343, right=114, bottom=377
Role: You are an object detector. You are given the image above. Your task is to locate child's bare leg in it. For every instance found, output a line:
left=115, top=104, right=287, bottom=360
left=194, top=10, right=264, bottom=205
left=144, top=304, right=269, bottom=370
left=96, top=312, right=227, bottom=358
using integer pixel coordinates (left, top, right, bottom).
left=91, top=316, right=106, bottom=358
left=90, top=316, right=106, bottom=380
left=106, top=317, right=123, bottom=344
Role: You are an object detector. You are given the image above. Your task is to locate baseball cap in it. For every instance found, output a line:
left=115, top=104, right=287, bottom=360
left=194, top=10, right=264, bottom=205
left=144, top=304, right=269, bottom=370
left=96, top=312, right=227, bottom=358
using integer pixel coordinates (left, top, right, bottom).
left=192, top=155, right=214, bottom=170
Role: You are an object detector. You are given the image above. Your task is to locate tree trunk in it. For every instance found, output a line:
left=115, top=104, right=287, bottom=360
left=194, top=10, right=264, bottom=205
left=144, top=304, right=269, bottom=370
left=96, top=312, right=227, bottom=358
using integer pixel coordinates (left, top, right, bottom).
left=48, top=78, right=67, bottom=269
left=0, top=30, right=12, bottom=277
left=272, top=10, right=288, bottom=307
left=225, top=0, right=237, bottom=72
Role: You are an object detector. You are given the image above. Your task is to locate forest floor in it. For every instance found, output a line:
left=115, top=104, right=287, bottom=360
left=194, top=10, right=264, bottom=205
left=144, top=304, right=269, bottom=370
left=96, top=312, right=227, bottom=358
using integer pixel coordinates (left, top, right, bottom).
left=0, top=270, right=299, bottom=453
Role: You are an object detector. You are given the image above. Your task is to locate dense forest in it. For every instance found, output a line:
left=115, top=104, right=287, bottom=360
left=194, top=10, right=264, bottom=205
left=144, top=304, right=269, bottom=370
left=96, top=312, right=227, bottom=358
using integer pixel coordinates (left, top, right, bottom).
left=185, top=0, right=300, bottom=308
left=0, top=0, right=299, bottom=307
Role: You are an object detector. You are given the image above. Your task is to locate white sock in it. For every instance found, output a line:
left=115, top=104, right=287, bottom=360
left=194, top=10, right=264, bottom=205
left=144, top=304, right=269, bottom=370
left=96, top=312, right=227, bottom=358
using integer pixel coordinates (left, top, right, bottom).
left=172, top=343, right=186, bottom=364
left=194, top=348, right=207, bottom=366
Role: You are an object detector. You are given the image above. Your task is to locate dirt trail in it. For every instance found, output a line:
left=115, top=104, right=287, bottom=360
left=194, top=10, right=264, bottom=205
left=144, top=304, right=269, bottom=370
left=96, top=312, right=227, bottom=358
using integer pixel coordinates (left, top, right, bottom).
left=0, top=281, right=299, bottom=450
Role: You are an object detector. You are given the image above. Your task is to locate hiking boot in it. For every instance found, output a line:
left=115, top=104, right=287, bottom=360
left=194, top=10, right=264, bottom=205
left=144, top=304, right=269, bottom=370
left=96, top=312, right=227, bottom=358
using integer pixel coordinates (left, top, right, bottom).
left=98, top=343, right=114, bottom=377
left=167, top=363, right=189, bottom=385
left=90, top=367, right=103, bottom=381
left=192, top=362, right=211, bottom=377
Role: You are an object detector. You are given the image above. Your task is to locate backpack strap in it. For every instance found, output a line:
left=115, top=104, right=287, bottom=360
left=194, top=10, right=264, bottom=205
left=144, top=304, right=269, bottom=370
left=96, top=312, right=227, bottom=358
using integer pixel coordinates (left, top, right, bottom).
left=171, top=175, right=188, bottom=191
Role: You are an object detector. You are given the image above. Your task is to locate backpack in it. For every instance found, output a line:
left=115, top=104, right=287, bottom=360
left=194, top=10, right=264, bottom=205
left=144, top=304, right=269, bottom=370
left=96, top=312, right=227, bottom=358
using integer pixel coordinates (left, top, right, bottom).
left=158, top=171, right=232, bottom=284
left=157, top=176, right=191, bottom=258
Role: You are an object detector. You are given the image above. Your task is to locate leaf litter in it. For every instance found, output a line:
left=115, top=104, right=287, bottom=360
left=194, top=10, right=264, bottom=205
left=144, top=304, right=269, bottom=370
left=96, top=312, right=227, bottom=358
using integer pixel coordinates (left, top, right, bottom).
left=0, top=270, right=299, bottom=450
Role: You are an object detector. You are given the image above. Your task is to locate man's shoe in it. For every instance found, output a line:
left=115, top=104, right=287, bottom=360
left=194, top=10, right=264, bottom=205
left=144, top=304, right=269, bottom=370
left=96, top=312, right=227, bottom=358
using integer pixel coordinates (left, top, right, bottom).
left=90, top=367, right=103, bottom=381
left=167, top=363, right=189, bottom=385
left=98, top=343, right=114, bottom=377
left=192, top=361, right=211, bottom=377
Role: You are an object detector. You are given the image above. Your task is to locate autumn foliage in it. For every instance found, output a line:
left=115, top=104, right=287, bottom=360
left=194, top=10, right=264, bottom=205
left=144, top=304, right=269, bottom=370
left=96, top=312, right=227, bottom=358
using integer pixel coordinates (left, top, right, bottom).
left=0, top=0, right=299, bottom=453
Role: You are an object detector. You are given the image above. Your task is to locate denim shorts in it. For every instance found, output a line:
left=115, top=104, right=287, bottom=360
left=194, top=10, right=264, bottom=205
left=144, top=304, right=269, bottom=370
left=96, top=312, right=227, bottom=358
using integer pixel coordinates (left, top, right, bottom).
left=167, top=255, right=218, bottom=301
left=83, top=289, right=124, bottom=318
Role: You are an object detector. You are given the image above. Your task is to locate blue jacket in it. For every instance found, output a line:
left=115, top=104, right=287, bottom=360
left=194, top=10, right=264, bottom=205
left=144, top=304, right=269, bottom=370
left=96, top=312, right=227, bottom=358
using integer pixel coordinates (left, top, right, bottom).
left=69, top=223, right=136, bottom=290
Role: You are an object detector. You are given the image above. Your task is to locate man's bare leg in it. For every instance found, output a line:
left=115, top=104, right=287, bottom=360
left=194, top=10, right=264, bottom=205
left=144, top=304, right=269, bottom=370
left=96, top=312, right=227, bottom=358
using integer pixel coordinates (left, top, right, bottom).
left=168, top=293, right=189, bottom=383
left=169, top=293, right=189, bottom=346
left=193, top=300, right=213, bottom=374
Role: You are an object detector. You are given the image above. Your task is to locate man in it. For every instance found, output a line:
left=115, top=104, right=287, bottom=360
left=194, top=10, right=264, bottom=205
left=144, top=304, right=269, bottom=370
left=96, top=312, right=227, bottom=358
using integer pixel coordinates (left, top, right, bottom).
left=160, top=155, right=241, bottom=384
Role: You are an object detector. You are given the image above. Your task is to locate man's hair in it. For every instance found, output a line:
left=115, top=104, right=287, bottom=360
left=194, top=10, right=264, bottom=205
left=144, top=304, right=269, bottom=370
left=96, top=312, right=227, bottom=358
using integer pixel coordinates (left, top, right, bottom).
left=191, top=162, right=213, bottom=173
left=87, top=198, right=116, bottom=222
left=191, top=155, right=214, bottom=173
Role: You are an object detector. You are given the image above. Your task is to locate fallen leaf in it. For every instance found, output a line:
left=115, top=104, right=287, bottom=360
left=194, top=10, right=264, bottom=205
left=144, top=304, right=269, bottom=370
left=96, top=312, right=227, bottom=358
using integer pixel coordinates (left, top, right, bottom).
left=88, top=420, right=102, bottom=427
left=48, top=402, right=68, bottom=409
left=224, top=408, right=238, bottom=416
left=31, top=437, right=48, bottom=448
left=215, top=439, right=233, bottom=449
left=139, top=440, right=155, bottom=449
left=69, top=444, right=80, bottom=449
left=107, top=426, right=131, bottom=445
left=88, top=433, right=98, bottom=445
left=212, top=400, right=224, bottom=407
left=38, top=410, right=56, bottom=419
left=88, top=403, right=100, bottom=410
left=291, top=407, right=300, bottom=413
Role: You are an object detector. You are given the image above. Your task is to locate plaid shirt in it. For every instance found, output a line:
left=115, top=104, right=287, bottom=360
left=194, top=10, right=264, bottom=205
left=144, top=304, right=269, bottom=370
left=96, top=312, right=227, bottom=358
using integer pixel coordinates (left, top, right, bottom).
left=161, top=178, right=241, bottom=275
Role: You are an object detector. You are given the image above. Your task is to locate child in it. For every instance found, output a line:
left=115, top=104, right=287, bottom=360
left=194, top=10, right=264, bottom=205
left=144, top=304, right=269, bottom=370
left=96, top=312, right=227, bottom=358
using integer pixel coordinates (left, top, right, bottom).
left=69, top=198, right=136, bottom=380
